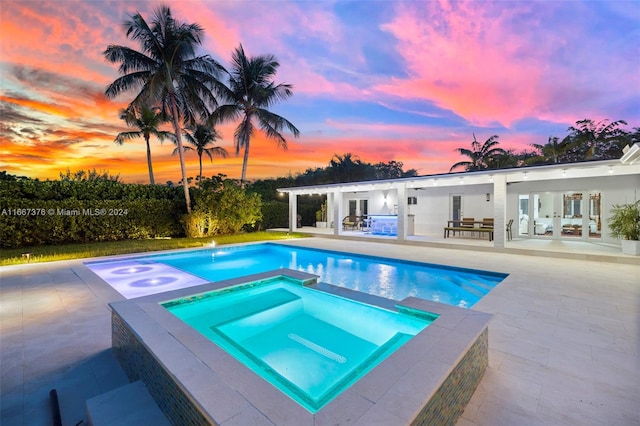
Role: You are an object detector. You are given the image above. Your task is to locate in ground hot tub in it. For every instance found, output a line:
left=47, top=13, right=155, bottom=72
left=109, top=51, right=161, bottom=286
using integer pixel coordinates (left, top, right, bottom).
left=163, top=276, right=435, bottom=412
left=110, top=269, right=491, bottom=425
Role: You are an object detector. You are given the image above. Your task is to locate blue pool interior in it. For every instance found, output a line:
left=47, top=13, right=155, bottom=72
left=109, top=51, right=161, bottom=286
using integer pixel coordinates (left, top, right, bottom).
left=86, top=242, right=507, bottom=305
left=162, top=276, right=437, bottom=413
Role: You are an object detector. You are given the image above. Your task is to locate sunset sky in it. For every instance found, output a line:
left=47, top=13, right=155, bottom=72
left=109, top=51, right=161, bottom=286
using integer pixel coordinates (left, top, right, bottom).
left=1, top=0, right=639, bottom=184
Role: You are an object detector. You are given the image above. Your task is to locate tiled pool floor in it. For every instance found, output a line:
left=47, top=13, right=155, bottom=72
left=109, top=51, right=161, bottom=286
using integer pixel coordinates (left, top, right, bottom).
left=1, top=237, right=639, bottom=425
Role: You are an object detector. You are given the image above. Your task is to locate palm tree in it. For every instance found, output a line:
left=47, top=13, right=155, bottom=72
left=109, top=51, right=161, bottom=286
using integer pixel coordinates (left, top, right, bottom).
left=565, top=119, right=628, bottom=161
left=526, top=136, right=571, bottom=165
left=173, top=123, right=228, bottom=183
left=485, top=148, right=520, bottom=169
left=214, top=44, right=300, bottom=183
left=329, top=153, right=363, bottom=182
left=115, top=104, right=173, bottom=184
left=104, top=5, right=226, bottom=212
left=449, top=134, right=505, bottom=172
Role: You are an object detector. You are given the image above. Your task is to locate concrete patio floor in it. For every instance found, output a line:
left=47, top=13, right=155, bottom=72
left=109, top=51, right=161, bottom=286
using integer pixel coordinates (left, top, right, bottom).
left=1, top=237, right=639, bottom=425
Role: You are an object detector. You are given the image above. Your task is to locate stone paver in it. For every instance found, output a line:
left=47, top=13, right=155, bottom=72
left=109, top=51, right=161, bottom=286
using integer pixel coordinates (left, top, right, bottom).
left=1, top=237, right=639, bottom=425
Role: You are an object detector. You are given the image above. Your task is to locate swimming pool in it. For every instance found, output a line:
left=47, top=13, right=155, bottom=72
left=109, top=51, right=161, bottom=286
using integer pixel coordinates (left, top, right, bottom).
left=87, top=242, right=507, bottom=306
left=163, top=275, right=436, bottom=412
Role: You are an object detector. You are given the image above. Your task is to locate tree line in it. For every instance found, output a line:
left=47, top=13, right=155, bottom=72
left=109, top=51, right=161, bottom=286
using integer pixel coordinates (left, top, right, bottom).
left=450, top=119, right=638, bottom=172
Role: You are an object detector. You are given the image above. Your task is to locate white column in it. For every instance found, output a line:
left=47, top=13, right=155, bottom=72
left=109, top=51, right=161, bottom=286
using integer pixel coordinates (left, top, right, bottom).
left=396, top=184, right=407, bottom=240
left=326, top=192, right=334, bottom=228
left=492, top=175, right=507, bottom=248
left=333, top=189, right=343, bottom=235
left=288, top=192, right=297, bottom=232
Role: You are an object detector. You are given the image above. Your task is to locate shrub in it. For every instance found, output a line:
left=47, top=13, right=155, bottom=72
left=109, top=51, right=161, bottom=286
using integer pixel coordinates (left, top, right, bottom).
left=608, top=200, right=640, bottom=240
left=182, top=181, right=263, bottom=237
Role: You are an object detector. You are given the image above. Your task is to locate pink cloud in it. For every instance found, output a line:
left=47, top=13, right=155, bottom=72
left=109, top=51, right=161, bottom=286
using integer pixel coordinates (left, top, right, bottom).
left=376, top=1, right=550, bottom=127
left=374, top=1, right=638, bottom=128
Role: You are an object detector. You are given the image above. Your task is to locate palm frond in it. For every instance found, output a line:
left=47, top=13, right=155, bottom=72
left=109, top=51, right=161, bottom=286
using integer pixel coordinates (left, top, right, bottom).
left=114, top=131, right=142, bottom=144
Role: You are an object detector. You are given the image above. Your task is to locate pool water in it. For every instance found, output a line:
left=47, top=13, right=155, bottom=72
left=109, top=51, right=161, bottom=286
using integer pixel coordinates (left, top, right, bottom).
left=87, top=243, right=507, bottom=306
left=157, top=243, right=504, bottom=307
left=163, top=276, right=435, bottom=412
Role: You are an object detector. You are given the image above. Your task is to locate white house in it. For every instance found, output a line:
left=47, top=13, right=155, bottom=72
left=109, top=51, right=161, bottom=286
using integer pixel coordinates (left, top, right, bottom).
left=279, top=144, right=640, bottom=250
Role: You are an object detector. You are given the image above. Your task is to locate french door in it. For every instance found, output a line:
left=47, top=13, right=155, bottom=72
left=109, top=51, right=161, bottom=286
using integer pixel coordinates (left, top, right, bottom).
left=348, top=199, right=368, bottom=217
left=518, top=191, right=602, bottom=240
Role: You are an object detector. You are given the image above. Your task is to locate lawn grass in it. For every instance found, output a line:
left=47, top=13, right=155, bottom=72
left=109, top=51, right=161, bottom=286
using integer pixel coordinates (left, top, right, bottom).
left=0, top=231, right=310, bottom=266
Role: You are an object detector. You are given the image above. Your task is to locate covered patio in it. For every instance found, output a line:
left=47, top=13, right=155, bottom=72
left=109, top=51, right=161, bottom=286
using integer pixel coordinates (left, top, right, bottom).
left=278, top=147, right=640, bottom=256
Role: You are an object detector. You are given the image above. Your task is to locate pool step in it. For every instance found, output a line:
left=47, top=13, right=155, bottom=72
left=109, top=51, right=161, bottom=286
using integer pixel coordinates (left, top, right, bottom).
left=211, top=287, right=301, bottom=327
left=85, top=381, right=170, bottom=426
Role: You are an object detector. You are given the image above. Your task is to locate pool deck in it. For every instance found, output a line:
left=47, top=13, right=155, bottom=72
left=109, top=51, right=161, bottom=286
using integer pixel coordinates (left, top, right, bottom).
left=1, top=237, right=639, bottom=425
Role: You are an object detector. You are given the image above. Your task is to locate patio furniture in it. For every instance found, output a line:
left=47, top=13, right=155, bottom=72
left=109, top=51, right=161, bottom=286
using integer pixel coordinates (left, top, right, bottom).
left=480, top=218, right=494, bottom=229
left=461, top=218, right=475, bottom=228
left=360, top=215, right=370, bottom=231
left=506, top=219, right=514, bottom=241
left=342, top=215, right=359, bottom=230
left=562, top=224, right=582, bottom=235
left=444, top=220, right=493, bottom=241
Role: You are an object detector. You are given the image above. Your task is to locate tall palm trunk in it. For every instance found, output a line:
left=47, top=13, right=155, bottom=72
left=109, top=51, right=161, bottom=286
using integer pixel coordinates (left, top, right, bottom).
left=144, top=134, right=155, bottom=184
left=198, top=154, right=203, bottom=184
left=169, top=92, right=192, bottom=213
left=241, top=139, right=250, bottom=184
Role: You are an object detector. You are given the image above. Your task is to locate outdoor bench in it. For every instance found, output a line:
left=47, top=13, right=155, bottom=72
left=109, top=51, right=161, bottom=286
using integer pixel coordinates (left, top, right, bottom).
left=444, top=226, right=494, bottom=241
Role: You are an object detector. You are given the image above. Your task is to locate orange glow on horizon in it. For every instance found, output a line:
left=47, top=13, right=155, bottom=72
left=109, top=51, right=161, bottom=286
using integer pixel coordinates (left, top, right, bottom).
left=2, top=1, right=637, bottom=184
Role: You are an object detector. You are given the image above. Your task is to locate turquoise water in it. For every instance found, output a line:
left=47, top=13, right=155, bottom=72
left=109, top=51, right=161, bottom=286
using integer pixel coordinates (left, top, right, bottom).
left=143, top=243, right=506, bottom=307
left=163, top=276, right=435, bottom=413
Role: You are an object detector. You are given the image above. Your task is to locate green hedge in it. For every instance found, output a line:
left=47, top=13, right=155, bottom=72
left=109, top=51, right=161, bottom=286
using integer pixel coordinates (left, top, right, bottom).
left=0, top=177, right=185, bottom=202
left=259, top=201, right=289, bottom=230
left=0, top=199, right=183, bottom=248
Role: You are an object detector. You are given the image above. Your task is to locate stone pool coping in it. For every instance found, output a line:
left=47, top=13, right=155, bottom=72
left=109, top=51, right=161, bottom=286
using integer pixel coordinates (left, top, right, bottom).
left=110, top=268, right=492, bottom=425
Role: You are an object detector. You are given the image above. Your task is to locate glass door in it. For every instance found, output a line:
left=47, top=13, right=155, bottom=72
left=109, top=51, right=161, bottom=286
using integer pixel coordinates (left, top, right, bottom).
left=451, top=194, right=463, bottom=223
left=518, top=194, right=530, bottom=236
left=348, top=199, right=368, bottom=217
left=519, top=190, right=599, bottom=241
left=532, top=192, right=556, bottom=238
left=588, top=192, right=602, bottom=239
left=560, top=192, right=584, bottom=239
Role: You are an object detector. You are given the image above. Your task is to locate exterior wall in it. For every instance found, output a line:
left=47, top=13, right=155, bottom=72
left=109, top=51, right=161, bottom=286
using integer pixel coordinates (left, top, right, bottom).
left=342, top=190, right=398, bottom=216
left=370, top=189, right=397, bottom=215
left=410, top=184, right=494, bottom=236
